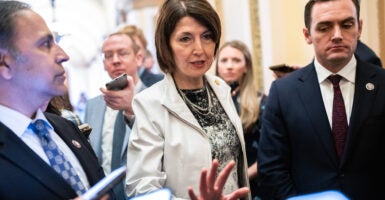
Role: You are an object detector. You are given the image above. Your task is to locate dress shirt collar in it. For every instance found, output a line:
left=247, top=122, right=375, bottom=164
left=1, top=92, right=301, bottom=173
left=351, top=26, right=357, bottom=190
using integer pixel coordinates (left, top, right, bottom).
left=137, top=66, right=145, bottom=76
left=134, top=79, right=145, bottom=94
left=0, top=105, right=52, bottom=137
left=314, top=56, right=357, bottom=84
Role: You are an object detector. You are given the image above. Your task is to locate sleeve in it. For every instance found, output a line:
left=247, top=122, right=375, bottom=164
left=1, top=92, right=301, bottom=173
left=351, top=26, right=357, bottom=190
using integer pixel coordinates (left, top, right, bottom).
left=125, top=94, right=167, bottom=198
left=257, top=82, right=297, bottom=199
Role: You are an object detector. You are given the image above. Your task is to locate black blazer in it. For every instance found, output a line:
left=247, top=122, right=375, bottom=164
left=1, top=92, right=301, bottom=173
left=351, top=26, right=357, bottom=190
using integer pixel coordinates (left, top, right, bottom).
left=0, top=113, right=111, bottom=199
left=257, top=60, right=385, bottom=199
left=355, top=40, right=382, bottom=67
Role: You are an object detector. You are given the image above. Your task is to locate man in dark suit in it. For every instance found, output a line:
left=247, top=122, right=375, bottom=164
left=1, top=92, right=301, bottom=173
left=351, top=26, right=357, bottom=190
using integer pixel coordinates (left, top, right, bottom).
left=257, top=0, right=385, bottom=199
left=0, top=1, right=112, bottom=199
left=140, top=49, right=164, bottom=87
left=355, top=40, right=382, bottom=67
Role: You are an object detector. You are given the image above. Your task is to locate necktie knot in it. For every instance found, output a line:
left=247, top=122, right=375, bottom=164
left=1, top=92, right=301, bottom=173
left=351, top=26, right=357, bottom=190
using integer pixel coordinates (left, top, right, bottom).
left=29, top=119, right=50, bottom=139
left=328, top=75, right=343, bottom=87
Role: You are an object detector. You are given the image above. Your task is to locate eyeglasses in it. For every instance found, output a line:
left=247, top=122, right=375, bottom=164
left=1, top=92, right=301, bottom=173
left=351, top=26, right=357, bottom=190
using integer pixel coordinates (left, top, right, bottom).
left=102, top=49, right=131, bottom=62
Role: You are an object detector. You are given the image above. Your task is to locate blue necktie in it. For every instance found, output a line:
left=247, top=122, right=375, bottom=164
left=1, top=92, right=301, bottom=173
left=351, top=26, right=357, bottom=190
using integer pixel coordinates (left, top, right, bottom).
left=29, top=119, right=87, bottom=195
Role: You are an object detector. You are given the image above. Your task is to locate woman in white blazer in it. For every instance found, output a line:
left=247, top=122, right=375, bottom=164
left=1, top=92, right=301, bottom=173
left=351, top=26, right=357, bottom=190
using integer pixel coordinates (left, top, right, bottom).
left=125, top=1, right=251, bottom=199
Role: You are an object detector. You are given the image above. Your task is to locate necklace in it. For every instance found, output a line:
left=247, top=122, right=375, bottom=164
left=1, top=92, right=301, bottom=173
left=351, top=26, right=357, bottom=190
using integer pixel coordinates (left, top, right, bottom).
left=176, top=80, right=214, bottom=116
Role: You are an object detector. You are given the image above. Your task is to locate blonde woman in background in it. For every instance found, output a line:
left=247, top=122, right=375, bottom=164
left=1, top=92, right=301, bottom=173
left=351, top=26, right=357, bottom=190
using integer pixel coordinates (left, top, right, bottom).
left=216, top=40, right=266, bottom=199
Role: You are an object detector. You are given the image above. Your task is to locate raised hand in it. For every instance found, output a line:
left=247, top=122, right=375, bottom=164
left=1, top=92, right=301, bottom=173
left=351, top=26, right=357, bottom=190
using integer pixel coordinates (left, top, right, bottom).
left=188, top=159, right=250, bottom=200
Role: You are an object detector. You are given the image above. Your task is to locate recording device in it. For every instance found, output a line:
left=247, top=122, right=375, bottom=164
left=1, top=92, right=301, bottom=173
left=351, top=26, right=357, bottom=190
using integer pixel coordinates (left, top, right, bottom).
left=229, top=82, right=239, bottom=92
left=105, top=73, right=128, bottom=90
left=269, top=64, right=296, bottom=73
left=78, top=123, right=92, bottom=139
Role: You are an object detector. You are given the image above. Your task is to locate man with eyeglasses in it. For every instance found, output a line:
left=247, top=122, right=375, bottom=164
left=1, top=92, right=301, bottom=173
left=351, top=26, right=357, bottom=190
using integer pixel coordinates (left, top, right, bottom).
left=84, top=31, right=146, bottom=200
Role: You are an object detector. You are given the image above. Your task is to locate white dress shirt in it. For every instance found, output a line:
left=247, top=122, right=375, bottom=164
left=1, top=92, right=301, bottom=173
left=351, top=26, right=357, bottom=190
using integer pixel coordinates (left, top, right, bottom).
left=101, top=80, right=144, bottom=174
left=101, top=107, right=118, bottom=174
left=315, top=56, right=356, bottom=128
left=0, top=105, right=90, bottom=189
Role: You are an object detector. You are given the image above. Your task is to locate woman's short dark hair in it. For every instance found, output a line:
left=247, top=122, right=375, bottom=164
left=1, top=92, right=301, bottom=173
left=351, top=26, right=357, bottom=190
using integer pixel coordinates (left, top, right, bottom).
left=304, top=0, right=360, bottom=31
left=155, top=0, right=221, bottom=73
left=0, top=1, right=31, bottom=54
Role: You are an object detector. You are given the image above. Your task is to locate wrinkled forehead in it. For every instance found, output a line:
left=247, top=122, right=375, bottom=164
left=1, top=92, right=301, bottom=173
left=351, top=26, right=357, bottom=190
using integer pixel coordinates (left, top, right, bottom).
left=102, top=34, right=134, bottom=51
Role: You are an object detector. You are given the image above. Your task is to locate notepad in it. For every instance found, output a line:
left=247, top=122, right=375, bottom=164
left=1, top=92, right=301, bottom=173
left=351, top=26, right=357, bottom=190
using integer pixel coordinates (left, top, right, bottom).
left=130, top=188, right=172, bottom=200
left=81, top=165, right=127, bottom=200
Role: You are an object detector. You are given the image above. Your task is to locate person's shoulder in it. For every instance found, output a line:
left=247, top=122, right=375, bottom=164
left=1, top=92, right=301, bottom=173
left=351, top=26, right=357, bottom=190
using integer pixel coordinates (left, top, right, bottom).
left=45, top=112, right=76, bottom=129
left=86, top=95, right=103, bottom=105
left=134, top=77, right=166, bottom=101
left=278, top=63, right=312, bottom=82
left=357, top=59, right=385, bottom=75
left=205, top=74, right=229, bottom=88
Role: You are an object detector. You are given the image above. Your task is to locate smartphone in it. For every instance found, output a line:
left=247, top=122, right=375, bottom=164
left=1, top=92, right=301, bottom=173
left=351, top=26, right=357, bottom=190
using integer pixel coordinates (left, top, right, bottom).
left=269, top=64, right=296, bottom=73
left=105, top=73, right=128, bottom=90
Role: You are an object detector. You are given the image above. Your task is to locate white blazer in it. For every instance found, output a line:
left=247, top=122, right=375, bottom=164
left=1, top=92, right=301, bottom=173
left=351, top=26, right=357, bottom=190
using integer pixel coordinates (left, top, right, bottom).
left=125, top=73, right=251, bottom=200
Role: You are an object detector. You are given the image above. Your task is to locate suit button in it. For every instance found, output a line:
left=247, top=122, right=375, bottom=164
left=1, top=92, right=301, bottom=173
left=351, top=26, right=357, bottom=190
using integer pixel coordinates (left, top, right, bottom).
left=340, top=173, right=345, bottom=178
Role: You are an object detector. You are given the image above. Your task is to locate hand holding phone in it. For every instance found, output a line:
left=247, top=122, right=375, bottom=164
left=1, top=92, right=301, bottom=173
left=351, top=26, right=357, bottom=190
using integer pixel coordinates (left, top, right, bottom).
left=269, top=64, right=296, bottom=73
left=105, top=74, right=128, bottom=90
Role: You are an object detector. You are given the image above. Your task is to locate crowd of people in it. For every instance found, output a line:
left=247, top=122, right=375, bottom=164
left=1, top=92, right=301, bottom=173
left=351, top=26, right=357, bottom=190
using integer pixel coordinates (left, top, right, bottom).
left=0, top=0, right=384, bottom=200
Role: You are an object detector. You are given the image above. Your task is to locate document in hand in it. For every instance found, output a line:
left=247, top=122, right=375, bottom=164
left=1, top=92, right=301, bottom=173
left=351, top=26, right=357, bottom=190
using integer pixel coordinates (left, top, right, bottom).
left=81, top=165, right=127, bottom=200
left=130, top=188, right=172, bottom=200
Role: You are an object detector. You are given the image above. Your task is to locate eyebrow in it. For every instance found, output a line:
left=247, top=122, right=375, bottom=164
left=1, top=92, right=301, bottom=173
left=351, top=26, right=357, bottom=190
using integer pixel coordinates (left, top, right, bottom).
left=36, top=34, right=54, bottom=45
left=341, top=17, right=356, bottom=23
left=317, top=16, right=356, bottom=26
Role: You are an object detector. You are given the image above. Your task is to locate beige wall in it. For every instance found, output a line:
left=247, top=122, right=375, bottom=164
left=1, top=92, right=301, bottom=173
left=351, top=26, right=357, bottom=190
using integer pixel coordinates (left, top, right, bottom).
left=267, top=0, right=381, bottom=67
left=360, top=0, right=381, bottom=55
left=268, top=1, right=313, bottom=67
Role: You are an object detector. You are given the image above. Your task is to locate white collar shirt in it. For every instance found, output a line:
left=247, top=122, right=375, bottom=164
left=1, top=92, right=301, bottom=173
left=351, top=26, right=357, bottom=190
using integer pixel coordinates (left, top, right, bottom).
left=315, top=56, right=356, bottom=128
left=0, top=105, right=90, bottom=189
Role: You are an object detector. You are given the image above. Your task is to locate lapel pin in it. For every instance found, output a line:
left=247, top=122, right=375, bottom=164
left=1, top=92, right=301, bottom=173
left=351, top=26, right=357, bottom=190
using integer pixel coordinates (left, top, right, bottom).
left=366, top=83, right=375, bottom=91
left=214, top=79, right=220, bottom=86
left=72, top=140, right=82, bottom=148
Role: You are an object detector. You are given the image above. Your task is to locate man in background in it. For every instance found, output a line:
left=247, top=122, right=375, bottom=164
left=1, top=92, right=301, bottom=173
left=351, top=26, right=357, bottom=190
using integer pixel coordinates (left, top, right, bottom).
left=355, top=40, right=382, bottom=67
left=141, top=49, right=164, bottom=87
left=119, top=25, right=164, bottom=87
left=84, top=31, right=145, bottom=200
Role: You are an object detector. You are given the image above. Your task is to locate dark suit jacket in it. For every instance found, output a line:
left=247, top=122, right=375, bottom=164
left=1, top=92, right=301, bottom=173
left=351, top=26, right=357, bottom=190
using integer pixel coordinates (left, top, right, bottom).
left=355, top=40, right=382, bottom=67
left=0, top=113, right=110, bottom=200
left=257, top=60, right=385, bottom=199
left=140, top=69, right=164, bottom=87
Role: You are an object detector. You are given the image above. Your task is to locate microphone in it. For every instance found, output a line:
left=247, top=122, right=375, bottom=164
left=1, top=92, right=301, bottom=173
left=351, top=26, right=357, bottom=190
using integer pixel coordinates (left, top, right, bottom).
left=229, top=82, right=239, bottom=93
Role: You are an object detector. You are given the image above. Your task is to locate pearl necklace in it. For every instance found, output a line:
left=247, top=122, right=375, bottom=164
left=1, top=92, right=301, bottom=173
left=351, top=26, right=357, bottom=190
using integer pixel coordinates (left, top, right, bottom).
left=177, top=81, right=214, bottom=116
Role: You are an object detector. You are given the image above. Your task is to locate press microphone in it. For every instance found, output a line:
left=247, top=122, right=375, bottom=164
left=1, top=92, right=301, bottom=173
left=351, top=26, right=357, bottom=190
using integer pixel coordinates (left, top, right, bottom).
left=229, top=82, right=239, bottom=92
